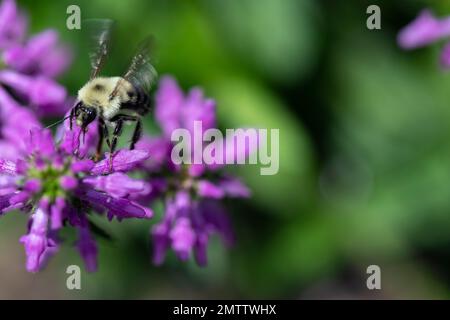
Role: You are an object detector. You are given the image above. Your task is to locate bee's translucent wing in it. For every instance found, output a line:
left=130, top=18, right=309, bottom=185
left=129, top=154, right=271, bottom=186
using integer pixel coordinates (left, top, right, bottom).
left=124, top=36, right=157, bottom=91
left=111, top=36, right=157, bottom=98
left=86, top=19, right=115, bottom=79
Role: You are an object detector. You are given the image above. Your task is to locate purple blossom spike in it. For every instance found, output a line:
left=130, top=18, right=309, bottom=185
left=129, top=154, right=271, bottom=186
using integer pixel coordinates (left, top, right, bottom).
left=139, top=76, right=254, bottom=266
left=0, top=0, right=72, bottom=118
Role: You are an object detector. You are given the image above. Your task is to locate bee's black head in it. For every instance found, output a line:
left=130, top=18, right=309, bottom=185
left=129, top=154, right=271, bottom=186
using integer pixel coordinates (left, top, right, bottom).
left=75, top=102, right=97, bottom=128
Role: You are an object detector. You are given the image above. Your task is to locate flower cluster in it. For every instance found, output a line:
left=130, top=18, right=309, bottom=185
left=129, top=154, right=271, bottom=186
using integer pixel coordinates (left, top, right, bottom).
left=0, top=0, right=253, bottom=272
left=398, top=9, right=450, bottom=68
left=135, top=76, right=252, bottom=266
left=0, top=126, right=152, bottom=272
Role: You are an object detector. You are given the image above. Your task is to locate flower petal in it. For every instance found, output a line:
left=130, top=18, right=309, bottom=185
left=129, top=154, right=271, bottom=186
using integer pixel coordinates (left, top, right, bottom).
left=199, top=199, right=235, bottom=247
left=28, top=128, right=55, bottom=157
left=0, top=71, right=66, bottom=107
left=197, top=180, right=225, bottom=199
left=194, top=231, right=209, bottom=267
left=38, top=45, right=72, bottom=78
left=182, top=88, right=216, bottom=136
left=0, top=192, right=20, bottom=214
left=50, top=197, right=65, bottom=230
left=218, top=177, right=251, bottom=198
left=0, top=93, right=42, bottom=151
left=0, top=0, right=26, bottom=50
left=0, top=84, right=19, bottom=113
left=0, top=175, right=17, bottom=189
left=36, top=231, right=60, bottom=271
left=134, top=135, right=171, bottom=172
left=398, top=10, right=450, bottom=49
left=59, top=114, right=98, bottom=157
left=76, top=225, right=98, bottom=272
left=9, top=190, right=31, bottom=205
left=170, top=217, right=196, bottom=261
left=59, top=175, right=78, bottom=191
left=206, top=128, right=260, bottom=171
left=0, top=141, right=21, bottom=161
left=0, top=158, right=17, bottom=175
left=4, top=30, right=59, bottom=73
left=90, top=149, right=150, bottom=175
left=20, top=202, right=49, bottom=272
left=155, top=76, right=184, bottom=137
left=80, top=189, right=153, bottom=220
left=151, top=223, right=170, bottom=265
left=82, top=172, right=150, bottom=198
left=23, top=179, right=41, bottom=193
left=71, top=159, right=95, bottom=173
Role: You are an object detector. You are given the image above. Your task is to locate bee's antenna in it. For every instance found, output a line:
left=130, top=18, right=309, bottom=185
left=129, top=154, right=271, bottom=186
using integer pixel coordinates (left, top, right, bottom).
left=45, top=115, right=71, bottom=129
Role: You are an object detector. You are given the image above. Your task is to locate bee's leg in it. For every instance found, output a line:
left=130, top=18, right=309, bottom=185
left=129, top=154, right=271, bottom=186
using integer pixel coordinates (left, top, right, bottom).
left=109, top=119, right=124, bottom=171
left=130, top=119, right=142, bottom=150
left=108, top=113, right=140, bottom=151
left=109, top=114, right=140, bottom=149
left=103, top=122, right=111, bottom=149
left=82, top=126, right=87, bottom=145
left=95, top=120, right=105, bottom=162
left=69, top=106, right=76, bottom=131
left=110, top=119, right=124, bottom=155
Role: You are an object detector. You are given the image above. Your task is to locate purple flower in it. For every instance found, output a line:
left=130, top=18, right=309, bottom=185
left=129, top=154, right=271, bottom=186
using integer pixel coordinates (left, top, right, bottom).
left=398, top=9, right=450, bottom=69
left=138, top=76, right=253, bottom=266
left=0, top=0, right=72, bottom=117
left=0, top=127, right=153, bottom=272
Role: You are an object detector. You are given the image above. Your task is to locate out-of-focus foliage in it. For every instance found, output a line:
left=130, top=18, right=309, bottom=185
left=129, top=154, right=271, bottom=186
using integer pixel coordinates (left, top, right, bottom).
left=2, top=0, right=450, bottom=299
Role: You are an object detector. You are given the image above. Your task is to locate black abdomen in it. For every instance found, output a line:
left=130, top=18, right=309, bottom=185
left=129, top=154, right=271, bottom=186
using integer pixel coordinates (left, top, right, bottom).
left=121, top=86, right=150, bottom=115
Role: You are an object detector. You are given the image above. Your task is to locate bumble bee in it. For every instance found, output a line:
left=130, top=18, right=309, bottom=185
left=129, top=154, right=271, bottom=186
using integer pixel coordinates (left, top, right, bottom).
left=67, top=19, right=157, bottom=160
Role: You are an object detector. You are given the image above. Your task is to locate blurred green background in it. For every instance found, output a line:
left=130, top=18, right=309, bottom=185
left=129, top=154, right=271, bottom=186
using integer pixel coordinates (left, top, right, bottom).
left=3, top=0, right=450, bottom=299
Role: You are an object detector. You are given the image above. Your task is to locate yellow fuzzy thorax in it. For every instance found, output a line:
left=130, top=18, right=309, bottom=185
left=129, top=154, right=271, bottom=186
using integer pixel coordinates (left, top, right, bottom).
left=77, top=77, right=133, bottom=120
